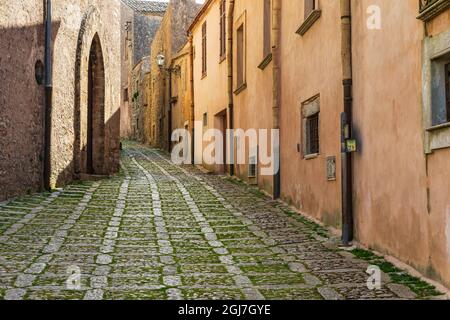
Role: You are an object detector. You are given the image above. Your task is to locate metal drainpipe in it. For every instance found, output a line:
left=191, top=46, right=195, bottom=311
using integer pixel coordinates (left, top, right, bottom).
left=43, top=0, right=53, bottom=191
left=340, top=0, right=354, bottom=246
left=168, top=66, right=173, bottom=152
left=189, top=34, right=195, bottom=165
left=272, top=0, right=281, bottom=199
left=227, top=0, right=235, bottom=176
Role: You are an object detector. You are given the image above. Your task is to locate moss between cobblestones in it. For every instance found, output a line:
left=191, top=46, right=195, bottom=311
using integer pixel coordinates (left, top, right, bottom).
left=182, top=275, right=236, bottom=287
left=260, top=288, right=323, bottom=300
left=248, top=273, right=305, bottom=286
left=24, top=290, right=86, bottom=300
left=350, top=248, right=442, bottom=298
left=176, top=255, right=222, bottom=265
left=240, top=264, right=292, bottom=274
left=104, top=289, right=167, bottom=300
left=179, top=264, right=228, bottom=274
left=228, top=247, right=274, bottom=255
left=280, top=208, right=329, bottom=239
left=183, top=288, right=245, bottom=300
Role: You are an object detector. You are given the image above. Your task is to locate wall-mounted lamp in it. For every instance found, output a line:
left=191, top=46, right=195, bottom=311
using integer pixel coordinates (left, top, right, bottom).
left=156, top=54, right=165, bottom=68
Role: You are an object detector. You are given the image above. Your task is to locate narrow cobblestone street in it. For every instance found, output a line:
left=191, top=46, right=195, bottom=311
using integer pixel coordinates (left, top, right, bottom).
left=0, top=142, right=443, bottom=300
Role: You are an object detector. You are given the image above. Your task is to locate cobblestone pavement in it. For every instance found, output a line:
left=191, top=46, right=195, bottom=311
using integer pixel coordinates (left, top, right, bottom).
left=0, top=142, right=445, bottom=300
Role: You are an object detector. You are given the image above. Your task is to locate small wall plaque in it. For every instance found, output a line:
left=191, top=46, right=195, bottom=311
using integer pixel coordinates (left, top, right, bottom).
left=327, top=156, right=336, bottom=181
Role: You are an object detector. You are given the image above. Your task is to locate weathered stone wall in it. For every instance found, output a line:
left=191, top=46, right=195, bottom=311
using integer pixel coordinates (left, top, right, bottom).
left=134, top=14, right=162, bottom=66
left=147, top=0, right=201, bottom=151
left=170, top=43, right=193, bottom=140
left=0, top=2, right=46, bottom=200
left=120, top=2, right=134, bottom=139
left=120, top=5, right=163, bottom=140
left=130, top=56, right=151, bottom=142
left=0, top=0, right=122, bottom=200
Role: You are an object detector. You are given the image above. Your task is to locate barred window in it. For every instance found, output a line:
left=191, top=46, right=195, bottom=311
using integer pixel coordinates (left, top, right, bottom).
left=302, top=95, right=320, bottom=157
left=306, top=113, right=319, bottom=155
left=446, top=63, right=450, bottom=122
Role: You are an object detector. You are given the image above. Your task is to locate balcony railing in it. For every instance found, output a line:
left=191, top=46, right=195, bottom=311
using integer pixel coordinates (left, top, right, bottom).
left=418, top=0, right=450, bottom=21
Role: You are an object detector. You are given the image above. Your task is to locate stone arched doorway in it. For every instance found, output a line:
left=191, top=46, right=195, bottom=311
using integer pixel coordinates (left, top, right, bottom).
left=86, top=34, right=105, bottom=175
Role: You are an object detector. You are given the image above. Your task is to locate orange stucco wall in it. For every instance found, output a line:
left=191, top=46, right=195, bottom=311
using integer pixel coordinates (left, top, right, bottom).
left=171, top=42, right=193, bottom=135
left=182, top=0, right=450, bottom=288
left=232, top=0, right=274, bottom=192
left=192, top=0, right=229, bottom=172
left=279, top=0, right=343, bottom=227
left=352, top=0, right=450, bottom=287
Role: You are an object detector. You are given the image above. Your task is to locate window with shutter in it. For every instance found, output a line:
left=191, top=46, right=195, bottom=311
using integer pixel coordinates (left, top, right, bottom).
left=236, top=24, right=244, bottom=87
left=297, top=0, right=321, bottom=36
left=220, top=0, right=226, bottom=59
left=263, top=0, right=271, bottom=58
left=202, top=22, right=207, bottom=76
left=304, top=0, right=315, bottom=19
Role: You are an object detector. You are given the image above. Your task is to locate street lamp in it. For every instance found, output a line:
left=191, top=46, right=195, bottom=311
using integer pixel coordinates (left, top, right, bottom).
left=156, top=54, right=165, bottom=68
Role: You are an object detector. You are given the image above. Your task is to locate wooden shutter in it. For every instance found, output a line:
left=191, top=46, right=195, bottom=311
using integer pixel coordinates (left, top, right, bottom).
left=237, top=24, right=244, bottom=86
left=304, top=0, right=315, bottom=19
left=220, top=0, right=226, bottom=58
left=202, top=22, right=207, bottom=75
left=263, top=0, right=271, bottom=57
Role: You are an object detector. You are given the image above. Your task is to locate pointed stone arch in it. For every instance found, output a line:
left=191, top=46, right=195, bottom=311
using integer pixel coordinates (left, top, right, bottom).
left=74, top=7, right=110, bottom=176
left=86, top=33, right=105, bottom=174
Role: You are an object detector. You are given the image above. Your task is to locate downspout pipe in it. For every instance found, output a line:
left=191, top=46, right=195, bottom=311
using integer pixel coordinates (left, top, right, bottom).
left=168, top=64, right=173, bottom=152
left=272, top=0, right=281, bottom=199
left=340, top=0, right=354, bottom=246
left=43, top=0, right=53, bottom=191
left=227, top=0, right=235, bottom=176
left=189, top=34, right=195, bottom=165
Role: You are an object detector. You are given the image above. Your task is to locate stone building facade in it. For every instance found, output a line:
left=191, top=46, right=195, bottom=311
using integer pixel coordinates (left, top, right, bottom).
left=130, top=56, right=151, bottom=142
left=147, top=0, right=201, bottom=150
left=162, top=0, right=450, bottom=288
left=120, top=0, right=167, bottom=139
left=0, top=0, right=122, bottom=200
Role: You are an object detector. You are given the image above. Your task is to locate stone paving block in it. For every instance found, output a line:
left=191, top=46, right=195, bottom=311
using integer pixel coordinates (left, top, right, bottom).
left=0, top=143, right=443, bottom=301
